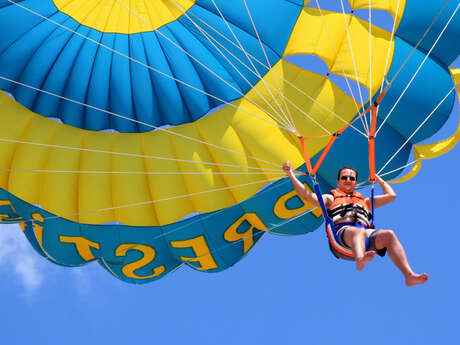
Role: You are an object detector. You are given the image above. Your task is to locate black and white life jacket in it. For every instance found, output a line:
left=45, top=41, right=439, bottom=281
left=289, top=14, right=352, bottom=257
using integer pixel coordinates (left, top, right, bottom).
left=326, top=189, right=371, bottom=226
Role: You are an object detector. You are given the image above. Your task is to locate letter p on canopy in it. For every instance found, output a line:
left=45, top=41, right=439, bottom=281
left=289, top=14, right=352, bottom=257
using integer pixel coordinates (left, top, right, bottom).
left=224, top=213, right=267, bottom=254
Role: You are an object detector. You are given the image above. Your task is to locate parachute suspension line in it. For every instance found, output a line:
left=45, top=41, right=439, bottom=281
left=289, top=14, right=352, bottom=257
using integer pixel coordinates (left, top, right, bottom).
left=339, top=0, right=369, bottom=130
left=241, top=0, right=296, bottom=128
left=173, top=4, right=367, bottom=136
left=163, top=1, right=293, bottom=130
left=4, top=1, right=293, bottom=134
left=377, top=85, right=456, bottom=175
left=375, top=0, right=460, bottom=136
left=114, top=0, right=291, bottom=130
left=1, top=177, right=282, bottom=225
left=170, top=0, right=294, bottom=130
left=202, top=0, right=294, bottom=129
left=379, top=0, right=403, bottom=94
left=313, top=0, right=369, bottom=135
left=383, top=0, right=452, bottom=94
left=379, top=158, right=421, bottom=178
left=271, top=72, right=368, bottom=138
left=0, top=138, right=284, bottom=173
left=0, top=77, right=287, bottom=169
left=169, top=0, right=338, bottom=135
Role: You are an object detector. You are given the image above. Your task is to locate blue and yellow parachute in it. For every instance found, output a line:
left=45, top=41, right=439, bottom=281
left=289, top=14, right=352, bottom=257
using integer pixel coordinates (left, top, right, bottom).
left=0, top=0, right=459, bottom=283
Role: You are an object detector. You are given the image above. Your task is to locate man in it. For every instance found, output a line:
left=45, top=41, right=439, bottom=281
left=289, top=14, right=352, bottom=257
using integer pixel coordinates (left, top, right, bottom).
left=283, top=161, right=429, bottom=287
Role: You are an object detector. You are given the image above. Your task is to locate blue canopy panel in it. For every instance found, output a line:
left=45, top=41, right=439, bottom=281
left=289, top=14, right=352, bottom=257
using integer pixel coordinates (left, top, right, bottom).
left=0, top=0, right=303, bottom=132
left=396, top=0, right=460, bottom=67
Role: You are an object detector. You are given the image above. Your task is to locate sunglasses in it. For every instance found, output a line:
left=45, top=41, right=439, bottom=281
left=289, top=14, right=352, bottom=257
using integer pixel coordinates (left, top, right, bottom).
left=340, top=175, right=356, bottom=181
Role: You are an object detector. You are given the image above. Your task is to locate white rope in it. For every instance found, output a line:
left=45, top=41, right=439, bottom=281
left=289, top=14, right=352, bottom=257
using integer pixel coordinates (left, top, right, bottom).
left=376, top=1, right=460, bottom=135
left=157, top=0, right=367, bottom=137
left=166, top=0, right=295, bottom=130
left=5, top=0, right=293, bottom=133
left=339, top=0, right=368, bottom=126
left=206, top=0, right=295, bottom=128
left=379, top=158, right=421, bottom=178
left=379, top=0, right=403, bottom=93
left=377, top=86, right=455, bottom=174
left=114, top=0, right=293, bottom=130
left=313, top=0, right=369, bottom=135
left=241, top=0, right=296, bottom=127
left=185, top=6, right=367, bottom=136
left=0, top=76, right=285, bottom=169
left=170, top=0, right=339, bottom=135
left=270, top=67, right=368, bottom=137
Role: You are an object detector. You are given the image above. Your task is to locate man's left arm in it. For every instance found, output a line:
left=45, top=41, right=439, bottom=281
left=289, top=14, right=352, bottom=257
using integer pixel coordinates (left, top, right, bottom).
left=367, top=175, right=397, bottom=209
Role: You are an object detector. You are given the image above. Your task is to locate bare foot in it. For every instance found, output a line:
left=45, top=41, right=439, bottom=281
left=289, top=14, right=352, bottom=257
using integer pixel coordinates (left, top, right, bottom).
left=356, top=251, right=375, bottom=270
left=405, top=273, right=429, bottom=287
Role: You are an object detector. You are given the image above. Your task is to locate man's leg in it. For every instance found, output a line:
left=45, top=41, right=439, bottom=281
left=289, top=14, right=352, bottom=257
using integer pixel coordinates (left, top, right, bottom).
left=374, top=230, right=428, bottom=286
left=342, top=227, right=375, bottom=270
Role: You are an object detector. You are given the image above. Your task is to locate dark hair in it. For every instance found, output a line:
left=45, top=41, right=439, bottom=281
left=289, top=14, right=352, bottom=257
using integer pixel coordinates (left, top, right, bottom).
left=337, top=166, right=358, bottom=180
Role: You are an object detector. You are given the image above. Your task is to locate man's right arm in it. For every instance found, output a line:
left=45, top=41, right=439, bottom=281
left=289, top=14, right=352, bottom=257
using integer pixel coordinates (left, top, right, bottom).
left=283, top=161, right=332, bottom=208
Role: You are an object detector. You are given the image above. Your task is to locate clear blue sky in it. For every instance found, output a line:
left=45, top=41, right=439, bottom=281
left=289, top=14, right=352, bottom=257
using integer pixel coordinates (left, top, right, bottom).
left=1, top=2, right=460, bottom=345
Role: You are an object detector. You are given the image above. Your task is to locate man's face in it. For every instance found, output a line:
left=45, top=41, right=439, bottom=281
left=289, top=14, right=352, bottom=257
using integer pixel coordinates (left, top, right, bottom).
left=337, top=169, right=357, bottom=193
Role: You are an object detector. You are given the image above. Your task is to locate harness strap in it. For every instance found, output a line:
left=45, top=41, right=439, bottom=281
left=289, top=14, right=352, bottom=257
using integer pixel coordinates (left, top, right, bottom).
left=293, top=92, right=388, bottom=259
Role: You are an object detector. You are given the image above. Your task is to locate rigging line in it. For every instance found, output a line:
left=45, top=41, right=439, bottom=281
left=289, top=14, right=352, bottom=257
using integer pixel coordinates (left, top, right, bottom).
left=166, top=0, right=294, bottom=130
left=379, top=158, right=421, bottom=178
left=376, top=1, right=460, bottom=135
left=269, top=68, right=368, bottom=138
left=339, top=0, right=368, bottom=125
left=0, top=76, right=285, bottom=169
left=0, top=168, right=284, bottom=175
left=162, top=1, right=365, bottom=136
left=186, top=4, right=362, bottom=133
left=385, top=0, right=452, bottom=90
left=0, top=137, right=283, bottom=172
left=188, top=26, right=333, bottom=135
left=242, top=0, right=296, bottom=127
left=114, top=0, right=291, bottom=130
left=377, top=86, right=455, bottom=175
left=172, top=0, right=329, bottom=134
left=379, top=0, right=403, bottom=93
left=205, top=0, right=294, bottom=128
left=4, top=1, right=292, bottom=132
left=356, top=158, right=422, bottom=189
left=314, top=0, right=369, bottom=134
left=174, top=1, right=334, bottom=136
left=1, top=176, right=281, bottom=225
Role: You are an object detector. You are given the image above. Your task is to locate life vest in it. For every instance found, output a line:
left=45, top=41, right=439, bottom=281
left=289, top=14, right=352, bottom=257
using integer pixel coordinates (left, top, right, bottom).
left=326, top=189, right=371, bottom=226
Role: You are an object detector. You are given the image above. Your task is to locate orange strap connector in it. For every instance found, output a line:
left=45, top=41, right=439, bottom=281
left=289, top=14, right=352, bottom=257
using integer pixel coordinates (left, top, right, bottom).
left=296, top=89, right=386, bottom=180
